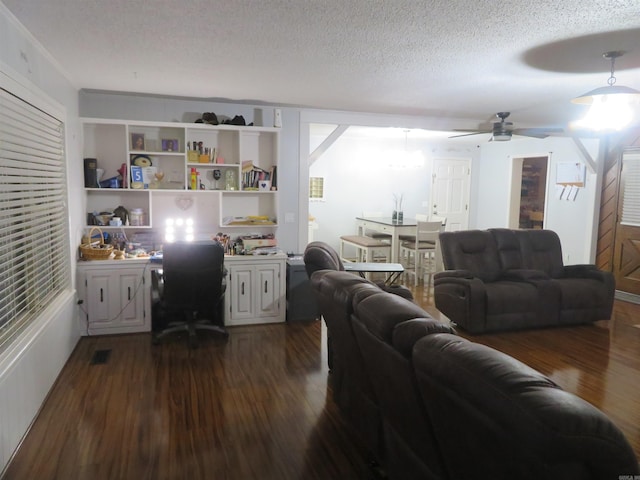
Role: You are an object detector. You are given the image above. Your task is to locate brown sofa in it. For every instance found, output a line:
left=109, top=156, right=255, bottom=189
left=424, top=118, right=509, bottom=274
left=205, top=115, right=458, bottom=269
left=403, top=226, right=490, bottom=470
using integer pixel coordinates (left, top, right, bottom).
left=308, top=268, right=638, bottom=479
left=434, top=228, right=615, bottom=333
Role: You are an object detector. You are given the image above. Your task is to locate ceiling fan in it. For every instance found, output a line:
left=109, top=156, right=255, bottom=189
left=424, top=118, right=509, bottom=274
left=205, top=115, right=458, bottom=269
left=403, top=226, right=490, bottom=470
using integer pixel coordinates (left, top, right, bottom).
left=450, top=112, right=563, bottom=141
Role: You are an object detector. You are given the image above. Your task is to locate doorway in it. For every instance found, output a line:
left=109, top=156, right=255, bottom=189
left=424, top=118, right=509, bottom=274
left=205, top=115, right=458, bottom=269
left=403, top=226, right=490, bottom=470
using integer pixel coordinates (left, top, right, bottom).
left=430, top=158, right=471, bottom=231
left=509, top=156, right=549, bottom=229
left=613, top=150, right=640, bottom=295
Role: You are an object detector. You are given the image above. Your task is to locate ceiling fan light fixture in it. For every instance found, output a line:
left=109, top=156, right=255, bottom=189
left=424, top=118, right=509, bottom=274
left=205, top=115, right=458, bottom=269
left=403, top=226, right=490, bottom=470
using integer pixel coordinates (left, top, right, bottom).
left=572, top=51, right=640, bottom=131
left=492, top=132, right=512, bottom=141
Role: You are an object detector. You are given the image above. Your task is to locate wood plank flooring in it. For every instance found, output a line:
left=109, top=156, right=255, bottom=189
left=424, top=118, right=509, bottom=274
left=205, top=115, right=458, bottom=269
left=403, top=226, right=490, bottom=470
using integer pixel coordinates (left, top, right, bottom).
left=2, top=323, right=378, bottom=480
left=3, top=287, right=640, bottom=479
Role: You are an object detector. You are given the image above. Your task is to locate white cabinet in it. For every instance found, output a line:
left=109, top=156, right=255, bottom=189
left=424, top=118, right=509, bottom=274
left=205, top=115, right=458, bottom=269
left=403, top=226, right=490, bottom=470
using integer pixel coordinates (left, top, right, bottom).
left=77, top=260, right=151, bottom=335
left=81, top=118, right=279, bottom=235
left=225, top=255, right=286, bottom=326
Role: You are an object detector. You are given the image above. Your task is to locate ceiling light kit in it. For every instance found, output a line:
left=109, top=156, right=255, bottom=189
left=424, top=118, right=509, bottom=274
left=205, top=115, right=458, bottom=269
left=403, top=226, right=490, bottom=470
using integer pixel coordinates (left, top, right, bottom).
left=572, top=51, right=640, bottom=131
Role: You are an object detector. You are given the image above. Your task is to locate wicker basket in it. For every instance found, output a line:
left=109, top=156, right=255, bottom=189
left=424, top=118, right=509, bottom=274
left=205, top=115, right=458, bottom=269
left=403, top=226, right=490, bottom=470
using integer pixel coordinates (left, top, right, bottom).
left=80, top=227, right=114, bottom=260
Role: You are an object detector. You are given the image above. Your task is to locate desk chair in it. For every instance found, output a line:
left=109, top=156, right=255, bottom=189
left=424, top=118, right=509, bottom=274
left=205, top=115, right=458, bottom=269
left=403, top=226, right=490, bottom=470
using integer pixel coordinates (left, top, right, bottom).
left=152, top=240, right=228, bottom=348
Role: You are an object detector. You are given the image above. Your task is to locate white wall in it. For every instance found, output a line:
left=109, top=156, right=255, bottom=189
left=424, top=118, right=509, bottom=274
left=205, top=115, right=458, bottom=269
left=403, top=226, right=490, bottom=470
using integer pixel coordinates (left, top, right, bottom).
left=471, top=136, right=600, bottom=263
left=0, top=4, right=80, bottom=474
left=308, top=128, right=475, bottom=253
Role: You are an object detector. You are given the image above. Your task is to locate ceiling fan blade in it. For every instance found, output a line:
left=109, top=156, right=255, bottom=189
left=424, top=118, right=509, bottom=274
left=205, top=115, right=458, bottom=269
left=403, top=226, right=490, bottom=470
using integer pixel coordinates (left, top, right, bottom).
left=449, top=131, right=489, bottom=139
left=512, top=127, right=564, bottom=139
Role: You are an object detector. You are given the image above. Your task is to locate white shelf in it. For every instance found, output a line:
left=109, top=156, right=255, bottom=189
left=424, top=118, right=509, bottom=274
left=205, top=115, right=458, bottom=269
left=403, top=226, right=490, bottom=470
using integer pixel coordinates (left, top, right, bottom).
left=82, top=118, right=279, bottom=231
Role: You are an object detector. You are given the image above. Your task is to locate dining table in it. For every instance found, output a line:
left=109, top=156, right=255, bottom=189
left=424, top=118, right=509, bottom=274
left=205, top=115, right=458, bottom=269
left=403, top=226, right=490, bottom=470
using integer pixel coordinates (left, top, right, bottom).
left=355, top=216, right=417, bottom=263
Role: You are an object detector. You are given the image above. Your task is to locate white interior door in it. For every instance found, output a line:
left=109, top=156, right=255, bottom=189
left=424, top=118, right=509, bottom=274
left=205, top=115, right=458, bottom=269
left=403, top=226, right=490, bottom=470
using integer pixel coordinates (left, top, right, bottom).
left=431, top=158, right=470, bottom=231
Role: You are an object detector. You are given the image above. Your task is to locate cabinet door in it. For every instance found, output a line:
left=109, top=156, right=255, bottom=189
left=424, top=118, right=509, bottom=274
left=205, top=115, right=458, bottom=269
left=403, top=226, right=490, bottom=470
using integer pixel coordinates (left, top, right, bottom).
left=86, top=271, right=114, bottom=325
left=229, top=265, right=254, bottom=321
left=256, top=263, right=280, bottom=318
left=118, top=269, right=146, bottom=328
left=84, top=267, right=146, bottom=332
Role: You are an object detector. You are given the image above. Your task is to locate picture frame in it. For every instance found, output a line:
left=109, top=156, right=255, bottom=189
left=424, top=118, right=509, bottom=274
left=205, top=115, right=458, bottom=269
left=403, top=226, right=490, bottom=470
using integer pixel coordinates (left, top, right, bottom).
left=161, top=138, right=179, bottom=152
left=130, top=133, right=145, bottom=151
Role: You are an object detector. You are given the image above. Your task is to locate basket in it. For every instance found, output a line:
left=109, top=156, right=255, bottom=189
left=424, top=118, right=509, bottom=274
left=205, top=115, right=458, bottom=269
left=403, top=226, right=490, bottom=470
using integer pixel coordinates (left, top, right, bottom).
left=80, top=227, right=114, bottom=260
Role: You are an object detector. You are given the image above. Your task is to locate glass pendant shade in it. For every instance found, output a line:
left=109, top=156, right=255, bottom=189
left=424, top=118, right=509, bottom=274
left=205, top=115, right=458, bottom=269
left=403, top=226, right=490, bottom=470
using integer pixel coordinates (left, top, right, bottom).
left=571, top=52, right=640, bottom=131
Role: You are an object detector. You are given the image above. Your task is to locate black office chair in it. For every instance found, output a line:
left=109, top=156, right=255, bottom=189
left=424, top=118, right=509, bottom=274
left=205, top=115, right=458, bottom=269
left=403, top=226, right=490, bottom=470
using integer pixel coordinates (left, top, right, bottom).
left=152, top=240, right=228, bottom=348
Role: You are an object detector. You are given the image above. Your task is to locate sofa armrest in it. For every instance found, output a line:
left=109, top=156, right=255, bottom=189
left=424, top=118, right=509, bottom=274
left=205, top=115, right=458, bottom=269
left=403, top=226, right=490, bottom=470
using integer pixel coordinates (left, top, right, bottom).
left=434, top=275, right=488, bottom=333
left=434, top=269, right=474, bottom=281
left=563, top=264, right=612, bottom=283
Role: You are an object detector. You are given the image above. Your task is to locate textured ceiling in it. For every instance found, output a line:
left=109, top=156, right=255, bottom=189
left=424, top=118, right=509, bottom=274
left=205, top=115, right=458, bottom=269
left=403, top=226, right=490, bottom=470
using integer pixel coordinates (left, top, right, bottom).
left=3, top=0, right=640, bottom=130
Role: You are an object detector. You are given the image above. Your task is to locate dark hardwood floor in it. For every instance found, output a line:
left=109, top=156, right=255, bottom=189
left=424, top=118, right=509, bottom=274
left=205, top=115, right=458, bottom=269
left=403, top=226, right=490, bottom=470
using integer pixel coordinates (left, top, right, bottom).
left=3, top=286, right=640, bottom=479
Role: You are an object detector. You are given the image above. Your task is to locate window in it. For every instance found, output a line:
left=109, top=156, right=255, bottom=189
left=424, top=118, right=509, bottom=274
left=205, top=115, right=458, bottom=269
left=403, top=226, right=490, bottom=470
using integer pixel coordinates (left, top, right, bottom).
left=621, top=153, right=640, bottom=227
left=309, top=176, right=325, bottom=201
left=0, top=87, right=71, bottom=352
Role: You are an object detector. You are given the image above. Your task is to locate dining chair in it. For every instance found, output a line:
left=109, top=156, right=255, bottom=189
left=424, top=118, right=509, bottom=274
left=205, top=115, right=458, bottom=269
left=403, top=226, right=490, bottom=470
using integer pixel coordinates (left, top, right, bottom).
left=399, top=221, right=443, bottom=285
left=430, top=215, right=447, bottom=229
left=399, top=213, right=429, bottom=242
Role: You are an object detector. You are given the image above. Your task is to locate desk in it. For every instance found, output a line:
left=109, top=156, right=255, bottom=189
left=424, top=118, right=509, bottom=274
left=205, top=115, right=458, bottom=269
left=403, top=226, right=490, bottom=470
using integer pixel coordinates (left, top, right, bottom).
left=344, top=262, right=404, bottom=285
left=356, top=217, right=417, bottom=263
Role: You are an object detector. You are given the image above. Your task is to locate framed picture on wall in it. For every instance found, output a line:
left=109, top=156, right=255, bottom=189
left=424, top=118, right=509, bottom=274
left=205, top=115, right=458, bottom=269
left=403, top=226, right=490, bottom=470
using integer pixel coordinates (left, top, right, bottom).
left=130, top=133, right=145, bottom=151
left=161, top=138, right=179, bottom=152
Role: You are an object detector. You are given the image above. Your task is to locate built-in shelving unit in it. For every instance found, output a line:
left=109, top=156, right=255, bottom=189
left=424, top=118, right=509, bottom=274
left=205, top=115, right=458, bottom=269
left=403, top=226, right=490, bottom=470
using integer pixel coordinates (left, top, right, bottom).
left=81, top=118, right=279, bottom=234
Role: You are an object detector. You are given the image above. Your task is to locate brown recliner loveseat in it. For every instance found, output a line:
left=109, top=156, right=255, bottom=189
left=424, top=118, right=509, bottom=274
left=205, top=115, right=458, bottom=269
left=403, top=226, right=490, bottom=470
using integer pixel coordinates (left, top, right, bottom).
left=434, top=228, right=615, bottom=334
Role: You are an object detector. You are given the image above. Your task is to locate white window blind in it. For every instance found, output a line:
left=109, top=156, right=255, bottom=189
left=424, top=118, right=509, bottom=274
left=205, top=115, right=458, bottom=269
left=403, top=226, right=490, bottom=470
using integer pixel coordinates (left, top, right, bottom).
left=621, top=153, right=640, bottom=227
left=0, top=87, right=70, bottom=352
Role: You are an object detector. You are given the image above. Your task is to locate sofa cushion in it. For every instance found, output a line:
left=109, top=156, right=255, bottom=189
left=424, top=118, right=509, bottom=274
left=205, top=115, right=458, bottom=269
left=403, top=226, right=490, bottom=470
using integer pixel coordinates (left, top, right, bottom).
left=309, top=269, right=385, bottom=459
left=353, top=291, right=432, bottom=344
left=412, top=333, right=640, bottom=479
left=303, top=241, right=344, bottom=276
left=392, top=318, right=455, bottom=358
left=484, top=281, right=540, bottom=316
left=440, top=230, right=502, bottom=282
left=350, top=310, right=453, bottom=479
left=516, top=229, right=565, bottom=278
left=490, top=228, right=525, bottom=270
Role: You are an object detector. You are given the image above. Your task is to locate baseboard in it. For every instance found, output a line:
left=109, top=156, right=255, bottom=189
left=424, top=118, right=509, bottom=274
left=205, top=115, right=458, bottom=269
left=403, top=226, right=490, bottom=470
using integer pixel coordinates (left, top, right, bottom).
left=615, top=290, right=640, bottom=305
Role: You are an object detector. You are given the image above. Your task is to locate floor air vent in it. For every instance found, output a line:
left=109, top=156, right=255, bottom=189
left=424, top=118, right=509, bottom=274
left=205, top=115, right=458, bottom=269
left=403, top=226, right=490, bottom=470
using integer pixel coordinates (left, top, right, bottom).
left=90, top=349, right=112, bottom=365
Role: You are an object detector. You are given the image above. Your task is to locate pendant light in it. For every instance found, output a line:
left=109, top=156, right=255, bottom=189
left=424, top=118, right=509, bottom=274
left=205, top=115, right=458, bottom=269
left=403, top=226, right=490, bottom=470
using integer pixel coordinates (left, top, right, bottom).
left=571, top=51, right=640, bottom=131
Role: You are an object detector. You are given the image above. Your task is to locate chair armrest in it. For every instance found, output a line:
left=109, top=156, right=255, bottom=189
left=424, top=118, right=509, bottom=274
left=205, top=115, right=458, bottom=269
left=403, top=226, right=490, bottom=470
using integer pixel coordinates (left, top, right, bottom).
left=501, top=269, right=549, bottom=281
left=222, top=267, right=228, bottom=294
left=151, top=269, right=164, bottom=303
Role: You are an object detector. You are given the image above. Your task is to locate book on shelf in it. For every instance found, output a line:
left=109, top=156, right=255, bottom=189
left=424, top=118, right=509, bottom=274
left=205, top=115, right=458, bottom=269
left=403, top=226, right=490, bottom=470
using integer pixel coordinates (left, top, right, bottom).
left=241, top=161, right=274, bottom=189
